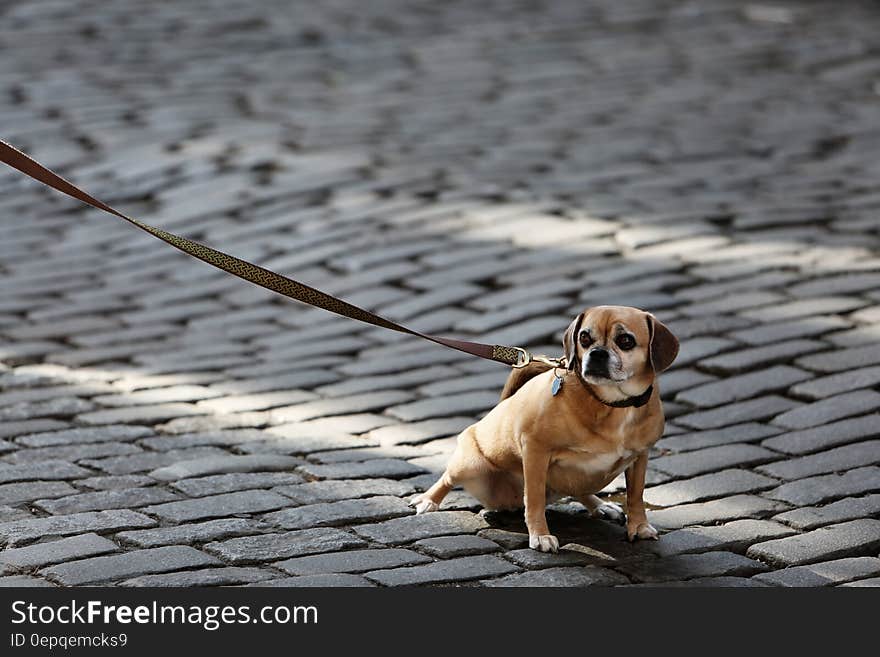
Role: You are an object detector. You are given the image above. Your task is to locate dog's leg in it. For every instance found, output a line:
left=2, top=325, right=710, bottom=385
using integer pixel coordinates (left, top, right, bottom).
left=625, top=451, right=658, bottom=541
left=522, top=441, right=557, bottom=552
left=409, top=471, right=453, bottom=514
left=579, top=494, right=626, bottom=525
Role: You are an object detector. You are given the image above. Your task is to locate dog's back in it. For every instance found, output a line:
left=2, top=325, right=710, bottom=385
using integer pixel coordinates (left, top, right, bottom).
left=499, top=361, right=552, bottom=400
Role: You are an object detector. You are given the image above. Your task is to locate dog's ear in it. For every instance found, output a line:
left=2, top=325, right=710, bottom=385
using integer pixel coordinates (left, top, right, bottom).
left=562, top=312, right=585, bottom=371
left=646, top=313, right=679, bottom=373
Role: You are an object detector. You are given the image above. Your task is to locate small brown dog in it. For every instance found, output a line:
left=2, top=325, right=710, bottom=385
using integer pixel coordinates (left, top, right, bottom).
left=410, top=305, right=679, bottom=552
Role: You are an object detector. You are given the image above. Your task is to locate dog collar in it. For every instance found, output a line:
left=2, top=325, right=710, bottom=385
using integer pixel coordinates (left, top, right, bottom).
left=588, top=383, right=654, bottom=408
left=574, top=371, right=654, bottom=408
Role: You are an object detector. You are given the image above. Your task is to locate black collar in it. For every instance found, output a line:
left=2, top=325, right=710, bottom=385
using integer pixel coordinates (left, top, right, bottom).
left=569, top=364, right=654, bottom=408
left=584, top=382, right=653, bottom=408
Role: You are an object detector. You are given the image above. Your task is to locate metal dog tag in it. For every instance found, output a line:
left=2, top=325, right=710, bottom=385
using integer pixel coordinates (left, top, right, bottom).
left=551, top=375, right=563, bottom=396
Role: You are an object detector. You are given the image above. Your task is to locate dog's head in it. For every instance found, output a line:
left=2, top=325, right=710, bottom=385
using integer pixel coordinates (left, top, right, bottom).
left=562, top=306, right=679, bottom=391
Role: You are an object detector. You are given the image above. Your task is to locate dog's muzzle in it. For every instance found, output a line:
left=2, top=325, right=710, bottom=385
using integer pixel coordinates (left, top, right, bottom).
left=584, top=348, right=611, bottom=377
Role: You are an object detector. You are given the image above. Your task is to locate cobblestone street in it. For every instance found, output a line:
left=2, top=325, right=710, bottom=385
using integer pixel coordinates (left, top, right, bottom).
left=1, top=0, right=879, bottom=586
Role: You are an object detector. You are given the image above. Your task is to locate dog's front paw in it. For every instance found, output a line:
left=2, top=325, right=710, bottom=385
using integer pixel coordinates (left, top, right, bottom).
left=529, top=534, right=559, bottom=553
left=593, top=501, right=626, bottom=525
left=627, top=521, right=659, bottom=542
left=409, top=495, right=439, bottom=515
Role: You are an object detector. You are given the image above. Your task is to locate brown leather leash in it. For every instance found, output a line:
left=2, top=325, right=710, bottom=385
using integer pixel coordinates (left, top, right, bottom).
left=1, top=139, right=562, bottom=369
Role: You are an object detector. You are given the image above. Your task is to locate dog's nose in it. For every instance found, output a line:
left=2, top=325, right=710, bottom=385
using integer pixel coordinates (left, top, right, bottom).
left=585, top=348, right=610, bottom=375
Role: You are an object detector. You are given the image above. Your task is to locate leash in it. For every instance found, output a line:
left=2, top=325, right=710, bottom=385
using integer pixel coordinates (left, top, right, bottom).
left=0, top=139, right=562, bottom=370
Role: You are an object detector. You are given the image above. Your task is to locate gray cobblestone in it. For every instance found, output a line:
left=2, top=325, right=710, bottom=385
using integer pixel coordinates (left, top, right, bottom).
left=116, top=518, right=260, bottom=548
left=773, top=495, right=880, bottom=531
left=122, top=567, right=278, bottom=587
left=0, top=481, right=77, bottom=506
left=35, top=487, right=181, bottom=515
left=365, top=554, right=519, bottom=586
left=0, top=533, right=119, bottom=570
left=764, top=466, right=880, bottom=506
left=0, top=510, right=155, bottom=548
left=171, top=472, right=303, bottom=497
left=205, top=528, right=366, bottom=564
left=354, top=511, right=490, bottom=545
left=771, top=390, right=880, bottom=430
left=148, top=455, right=303, bottom=481
left=645, top=469, right=778, bottom=507
left=753, top=557, right=880, bottom=587
left=274, top=478, right=415, bottom=505
left=39, top=546, right=220, bottom=585
left=144, top=490, right=292, bottom=522
left=298, top=459, right=425, bottom=481
left=264, top=496, right=412, bottom=530
left=747, top=520, right=880, bottom=567
left=757, top=441, right=880, bottom=480
left=761, top=415, right=880, bottom=455
left=412, top=535, right=500, bottom=558
left=618, top=552, right=767, bottom=583
left=277, top=548, right=432, bottom=576
left=651, top=445, right=778, bottom=478
left=647, top=520, right=795, bottom=557
left=483, top=566, right=628, bottom=587
left=649, top=495, right=790, bottom=530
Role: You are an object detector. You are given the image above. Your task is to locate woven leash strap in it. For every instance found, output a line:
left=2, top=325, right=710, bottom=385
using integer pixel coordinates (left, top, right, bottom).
left=0, top=139, right=532, bottom=367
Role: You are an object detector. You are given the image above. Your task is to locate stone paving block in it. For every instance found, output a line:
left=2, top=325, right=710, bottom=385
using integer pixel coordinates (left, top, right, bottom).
left=0, top=573, right=57, bottom=587
left=368, top=417, right=472, bottom=446
left=675, top=365, right=813, bottom=408
left=365, top=554, right=519, bottom=586
left=39, top=546, right=221, bottom=585
left=503, top=548, right=609, bottom=569
left=354, top=511, right=490, bottom=545
left=204, top=528, right=366, bottom=564
left=143, top=490, right=293, bottom=522
left=121, top=567, right=278, bottom=587
left=772, top=494, right=880, bottom=531
left=790, top=366, right=880, bottom=400
left=698, top=340, right=827, bottom=374
left=76, top=403, right=209, bottom=426
left=0, top=481, right=77, bottom=506
left=0, top=510, right=156, bottom=548
left=0, top=533, right=119, bottom=570
left=15, top=425, right=153, bottom=447
left=648, top=495, right=790, bottom=530
left=476, top=529, right=531, bottom=550
left=840, top=578, right=880, bottom=587
left=770, top=390, right=880, bottom=430
left=753, top=557, right=880, bottom=587
left=757, top=440, right=880, bottom=480
left=483, top=566, right=629, bottom=587
left=651, top=444, right=778, bottom=478
left=172, top=472, right=303, bottom=497
left=617, top=552, right=767, bottom=583
left=412, top=535, right=501, bottom=558
left=81, top=447, right=229, bottom=475
left=116, top=518, right=260, bottom=548
left=676, top=396, right=802, bottom=430
left=747, top=520, right=880, bottom=567
left=0, top=507, right=32, bottom=522
left=267, top=391, right=414, bottom=424
left=796, top=344, right=880, bottom=373
left=277, top=548, right=432, bottom=576
left=0, top=419, right=69, bottom=440
left=148, top=455, right=303, bottom=481
left=92, top=385, right=226, bottom=407
left=264, top=496, right=412, bottom=530
left=139, top=429, right=271, bottom=451
left=658, top=423, right=782, bottom=453
left=253, top=574, right=375, bottom=587
left=35, top=487, right=181, bottom=515
left=7, top=442, right=143, bottom=464
left=647, top=520, right=796, bottom=557
left=77, top=475, right=155, bottom=491
left=195, top=389, right=317, bottom=413
left=728, top=316, right=851, bottom=346
left=385, top=392, right=499, bottom=422
left=298, top=458, right=426, bottom=480
left=0, top=460, right=92, bottom=484
left=761, top=415, right=880, bottom=455
left=273, top=478, right=416, bottom=505
left=764, top=466, right=880, bottom=506
left=644, top=469, right=778, bottom=507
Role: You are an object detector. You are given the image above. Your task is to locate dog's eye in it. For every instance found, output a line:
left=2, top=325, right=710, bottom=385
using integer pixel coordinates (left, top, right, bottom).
left=578, top=330, right=592, bottom=347
left=616, top=334, right=636, bottom=351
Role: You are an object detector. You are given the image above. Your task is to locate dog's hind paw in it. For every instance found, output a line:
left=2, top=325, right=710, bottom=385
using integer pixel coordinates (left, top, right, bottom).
left=529, top=534, right=559, bottom=553
left=593, top=501, right=626, bottom=525
left=409, top=496, right=439, bottom=514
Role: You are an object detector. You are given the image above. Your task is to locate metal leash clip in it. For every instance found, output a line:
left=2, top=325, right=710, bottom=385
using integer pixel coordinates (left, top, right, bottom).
left=511, top=347, right=565, bottom=369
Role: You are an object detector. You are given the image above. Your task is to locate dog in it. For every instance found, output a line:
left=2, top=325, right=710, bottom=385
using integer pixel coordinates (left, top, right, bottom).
left=410, top=305, right=679, bottom=552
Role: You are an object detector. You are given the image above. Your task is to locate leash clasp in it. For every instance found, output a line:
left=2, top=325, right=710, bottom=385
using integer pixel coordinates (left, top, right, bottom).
left=510, top=347, right=564, bottom=369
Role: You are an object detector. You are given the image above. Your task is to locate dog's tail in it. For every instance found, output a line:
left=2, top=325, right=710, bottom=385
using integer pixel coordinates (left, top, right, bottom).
left=499, top=361, right=553, bottom=401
